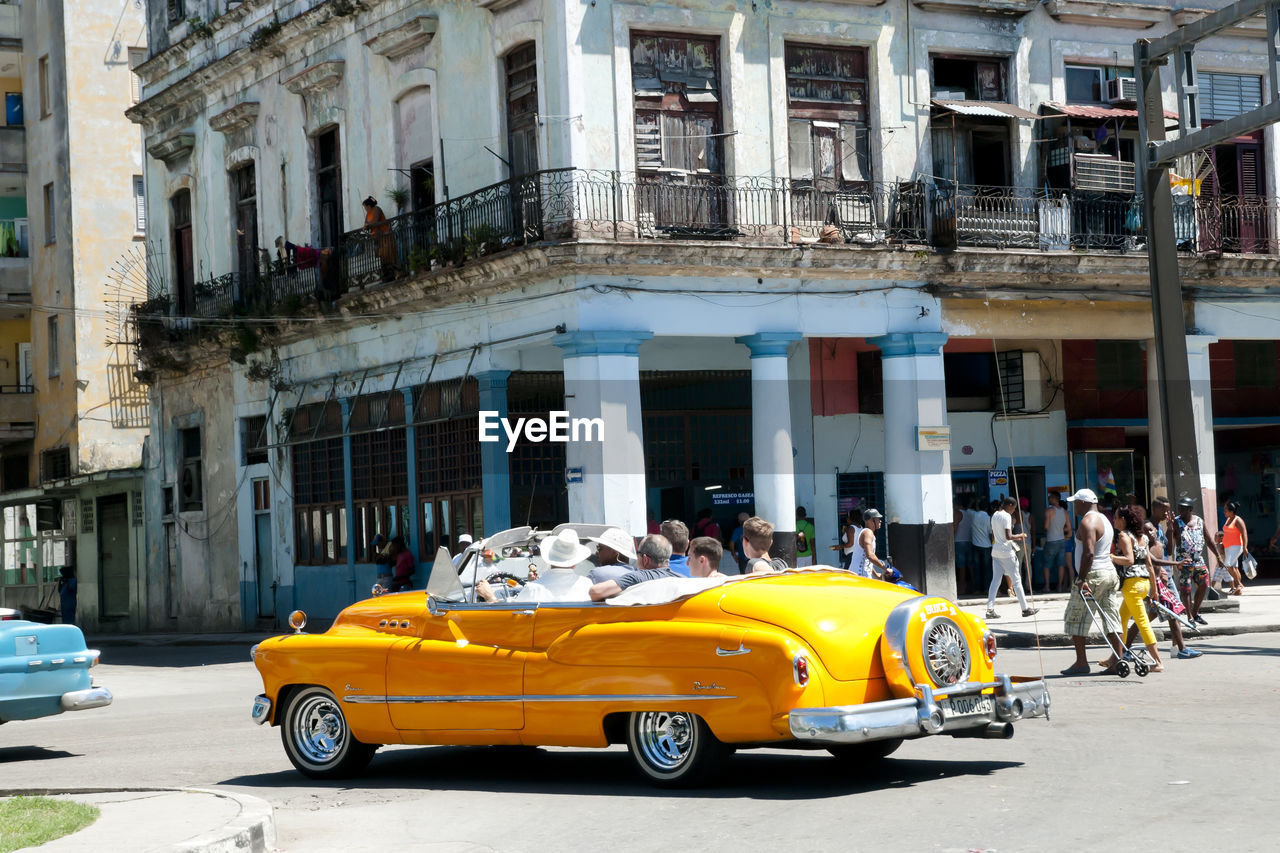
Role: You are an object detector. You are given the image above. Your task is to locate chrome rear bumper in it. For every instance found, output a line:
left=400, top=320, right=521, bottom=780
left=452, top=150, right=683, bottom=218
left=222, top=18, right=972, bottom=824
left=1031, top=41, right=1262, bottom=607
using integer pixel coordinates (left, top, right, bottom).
left=789, top=675, right=1049, bottom=745
left=60, top=686, right=113, bottom=712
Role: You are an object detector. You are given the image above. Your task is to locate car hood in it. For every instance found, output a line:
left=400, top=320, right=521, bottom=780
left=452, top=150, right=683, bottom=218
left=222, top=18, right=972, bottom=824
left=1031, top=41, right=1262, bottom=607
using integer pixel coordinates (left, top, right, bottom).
left=717, top=572, right=920, bottom=681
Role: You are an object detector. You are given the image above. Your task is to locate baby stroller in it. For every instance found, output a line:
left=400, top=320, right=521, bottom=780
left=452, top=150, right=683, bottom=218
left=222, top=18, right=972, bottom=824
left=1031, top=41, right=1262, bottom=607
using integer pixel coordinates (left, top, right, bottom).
left=1080, top=588, right=1154, bottom=678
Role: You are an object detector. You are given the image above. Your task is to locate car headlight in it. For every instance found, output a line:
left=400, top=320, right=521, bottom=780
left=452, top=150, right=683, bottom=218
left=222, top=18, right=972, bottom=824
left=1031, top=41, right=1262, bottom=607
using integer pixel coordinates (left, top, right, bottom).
left=250, top=643, right=259, bottom=661
left=288, top=610, right=307, bottom=633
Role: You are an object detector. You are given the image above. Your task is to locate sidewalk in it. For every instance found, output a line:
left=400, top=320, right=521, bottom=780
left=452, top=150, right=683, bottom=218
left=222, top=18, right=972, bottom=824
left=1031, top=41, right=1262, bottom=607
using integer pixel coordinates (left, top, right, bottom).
left=957, top=579, right=1280, bottom=648
left=0, top=788, right=273, bottom=853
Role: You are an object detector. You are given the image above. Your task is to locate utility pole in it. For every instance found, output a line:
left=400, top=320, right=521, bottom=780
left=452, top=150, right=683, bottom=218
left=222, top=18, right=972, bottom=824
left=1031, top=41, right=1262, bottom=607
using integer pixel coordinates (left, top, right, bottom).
left=1135, top=0, right=1280, bottom=512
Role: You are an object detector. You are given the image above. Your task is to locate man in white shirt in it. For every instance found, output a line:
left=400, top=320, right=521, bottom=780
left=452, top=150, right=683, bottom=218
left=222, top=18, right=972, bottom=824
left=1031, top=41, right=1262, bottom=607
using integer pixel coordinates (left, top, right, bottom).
left=969, top=504, right=993, bottom=594
left=987, top=497, right=1038, bottom=619
left=475, top=529, right=593, bottom=603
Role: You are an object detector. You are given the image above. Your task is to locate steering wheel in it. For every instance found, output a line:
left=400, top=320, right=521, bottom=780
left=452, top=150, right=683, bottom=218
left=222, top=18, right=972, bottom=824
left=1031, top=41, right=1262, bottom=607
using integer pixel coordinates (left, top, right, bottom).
left=485, top=571, right=526, bottom=593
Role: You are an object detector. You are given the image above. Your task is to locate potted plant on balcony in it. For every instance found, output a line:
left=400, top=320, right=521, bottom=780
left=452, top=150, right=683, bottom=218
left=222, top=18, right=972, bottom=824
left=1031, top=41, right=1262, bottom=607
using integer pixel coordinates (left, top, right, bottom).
left=387, top=186, right=409, bottom=215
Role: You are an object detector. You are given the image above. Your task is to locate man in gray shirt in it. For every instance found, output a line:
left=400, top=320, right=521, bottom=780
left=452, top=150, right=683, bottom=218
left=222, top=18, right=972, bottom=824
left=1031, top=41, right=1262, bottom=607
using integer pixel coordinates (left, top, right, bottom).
left=589, top=534, right=679, bottom=601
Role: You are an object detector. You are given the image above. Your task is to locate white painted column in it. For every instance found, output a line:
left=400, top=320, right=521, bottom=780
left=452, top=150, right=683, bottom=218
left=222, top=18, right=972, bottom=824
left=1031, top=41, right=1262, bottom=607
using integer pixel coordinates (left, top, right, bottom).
left=555, top=331, right=651, bottom=537
left=869, top=332, right=955, bottom=598
left=1186, top=335, right=1220, bottom=535
left=736, top=334, right=800, bottom=562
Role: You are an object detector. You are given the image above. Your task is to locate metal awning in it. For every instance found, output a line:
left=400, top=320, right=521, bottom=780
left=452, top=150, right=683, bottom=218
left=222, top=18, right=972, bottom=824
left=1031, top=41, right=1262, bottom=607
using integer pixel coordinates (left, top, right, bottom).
left=1042, top=101, right=1179, bottom=129
left=931, top=99, right=1039, bottom=120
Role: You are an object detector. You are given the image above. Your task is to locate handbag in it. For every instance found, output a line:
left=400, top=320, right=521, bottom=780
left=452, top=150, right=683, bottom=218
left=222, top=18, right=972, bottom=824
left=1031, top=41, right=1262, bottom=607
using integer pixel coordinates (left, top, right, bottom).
left=1241, top=551, right=1258, bottom=580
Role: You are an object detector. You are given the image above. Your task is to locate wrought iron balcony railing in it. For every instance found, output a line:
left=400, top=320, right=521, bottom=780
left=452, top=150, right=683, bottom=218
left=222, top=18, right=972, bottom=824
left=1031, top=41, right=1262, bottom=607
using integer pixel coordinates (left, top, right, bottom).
left=131, top=170, right=1280, bottom=354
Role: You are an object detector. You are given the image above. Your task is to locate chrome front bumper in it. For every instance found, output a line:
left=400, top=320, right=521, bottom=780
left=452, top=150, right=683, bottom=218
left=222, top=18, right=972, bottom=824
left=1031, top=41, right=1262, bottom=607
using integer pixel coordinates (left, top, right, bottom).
left=251, top=694, right=272, bottom=725
left=60, top=686, right=113, bottom=712
left=789, top=675, right=1049, bottom=745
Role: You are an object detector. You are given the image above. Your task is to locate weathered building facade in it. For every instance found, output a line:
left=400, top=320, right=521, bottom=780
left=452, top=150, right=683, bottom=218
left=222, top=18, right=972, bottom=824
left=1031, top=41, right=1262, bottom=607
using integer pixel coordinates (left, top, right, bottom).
left=0, top=0, right=150, bottom=630
left=130, top=0, right=1280, bottom=630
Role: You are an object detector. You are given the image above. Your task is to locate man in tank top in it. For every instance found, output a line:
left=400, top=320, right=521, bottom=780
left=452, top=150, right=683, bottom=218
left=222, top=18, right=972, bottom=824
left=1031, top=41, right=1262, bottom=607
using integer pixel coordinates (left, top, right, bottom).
left=1060, top=488, right=1124, bottom=676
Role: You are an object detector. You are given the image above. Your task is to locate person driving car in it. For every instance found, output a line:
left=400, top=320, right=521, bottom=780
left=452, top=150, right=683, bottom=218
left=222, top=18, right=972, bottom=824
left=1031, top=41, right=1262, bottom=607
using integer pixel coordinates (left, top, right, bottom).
left=475, top=529, right=593, bottom=603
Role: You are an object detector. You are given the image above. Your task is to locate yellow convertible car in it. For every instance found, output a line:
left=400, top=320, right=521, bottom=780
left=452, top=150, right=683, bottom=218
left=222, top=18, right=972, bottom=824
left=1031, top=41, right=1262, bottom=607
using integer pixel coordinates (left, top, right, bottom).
left=251, top=526, right=1049, bottom=787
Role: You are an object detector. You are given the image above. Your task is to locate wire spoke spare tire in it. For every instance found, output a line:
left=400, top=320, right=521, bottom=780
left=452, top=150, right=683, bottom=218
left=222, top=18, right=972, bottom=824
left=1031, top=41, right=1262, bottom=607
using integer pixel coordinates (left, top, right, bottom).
left=626, top=710, right=728, bottom=787
left=281, top=686, right=376, bottom=779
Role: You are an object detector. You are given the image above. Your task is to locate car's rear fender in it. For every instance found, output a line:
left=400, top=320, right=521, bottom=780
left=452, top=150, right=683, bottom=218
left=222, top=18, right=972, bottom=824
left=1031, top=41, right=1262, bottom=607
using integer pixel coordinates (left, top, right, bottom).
left=526, top=620, right=825, bottom=745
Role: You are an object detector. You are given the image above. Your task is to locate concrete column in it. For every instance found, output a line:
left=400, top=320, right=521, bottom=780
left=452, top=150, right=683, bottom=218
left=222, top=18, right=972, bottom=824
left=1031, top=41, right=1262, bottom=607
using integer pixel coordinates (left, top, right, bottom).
left=1186, top=335, right=1220, bottom=535
left=1146, top=339, right=1168, bottom=501
left=554, top=331, right=652, bottom=536
left=736, top=333, right=801, bottom=565
left=476, top=370, right=512, bottom=535
left=868, top=332, right=956, bottom=600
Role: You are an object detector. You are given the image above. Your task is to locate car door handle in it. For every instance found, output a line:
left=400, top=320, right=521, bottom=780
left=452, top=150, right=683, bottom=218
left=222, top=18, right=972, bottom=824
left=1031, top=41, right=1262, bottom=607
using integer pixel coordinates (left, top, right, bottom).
left=516, top=609, right=535, bottom=616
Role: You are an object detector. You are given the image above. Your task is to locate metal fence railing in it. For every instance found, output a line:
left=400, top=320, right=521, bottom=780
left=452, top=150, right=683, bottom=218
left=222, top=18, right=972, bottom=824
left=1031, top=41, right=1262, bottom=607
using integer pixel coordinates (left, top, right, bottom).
left=132, top=170, right=1280, bottom=350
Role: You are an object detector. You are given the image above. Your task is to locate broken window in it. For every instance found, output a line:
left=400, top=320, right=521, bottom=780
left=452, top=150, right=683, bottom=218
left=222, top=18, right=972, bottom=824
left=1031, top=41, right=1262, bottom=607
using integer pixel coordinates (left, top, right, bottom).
left=932, top=56, right=1006, bottom=102
left=313, top=127, right=343, bottom=249
left=505, top=43, right=539, bottom=177
left=631, top=34, right=723, bottom=175
left=231, top=162, right=258, bottom=284
left=171, top=189, right=195, bottom=313
left=786, top=43, right=870, bottom=189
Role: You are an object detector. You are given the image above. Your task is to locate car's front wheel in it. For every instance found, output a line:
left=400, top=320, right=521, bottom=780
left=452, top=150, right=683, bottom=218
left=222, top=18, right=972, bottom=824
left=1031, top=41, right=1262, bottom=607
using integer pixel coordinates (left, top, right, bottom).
left=626, top=710, right=728, bottom=787
left=280, top=686, right=377, bottom=779
left=827, top=737, right=903, bottom=764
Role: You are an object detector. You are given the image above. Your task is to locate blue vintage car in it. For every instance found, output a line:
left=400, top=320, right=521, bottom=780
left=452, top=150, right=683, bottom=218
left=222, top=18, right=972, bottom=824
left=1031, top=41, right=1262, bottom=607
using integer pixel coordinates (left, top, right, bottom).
left=0, top=618, right=112, bottom=724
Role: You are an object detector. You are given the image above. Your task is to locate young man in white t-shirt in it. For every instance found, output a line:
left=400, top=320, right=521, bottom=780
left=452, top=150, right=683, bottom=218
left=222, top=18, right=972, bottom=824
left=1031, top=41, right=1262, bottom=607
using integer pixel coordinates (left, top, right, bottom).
left=987, top=497, right=1038, bottom=619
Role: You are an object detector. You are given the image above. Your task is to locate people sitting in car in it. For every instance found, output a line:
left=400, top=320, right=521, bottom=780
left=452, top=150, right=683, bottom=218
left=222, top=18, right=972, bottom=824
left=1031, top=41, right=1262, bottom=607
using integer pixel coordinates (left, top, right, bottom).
left=743, top=517, right=789, bottom=573
left=476, top=529, right=593, bottom=603
left=589, top=534, right=679, bottom=601
left=587, top=527, right=637, bottom=584
left=688, top=536, right=726, bottom=578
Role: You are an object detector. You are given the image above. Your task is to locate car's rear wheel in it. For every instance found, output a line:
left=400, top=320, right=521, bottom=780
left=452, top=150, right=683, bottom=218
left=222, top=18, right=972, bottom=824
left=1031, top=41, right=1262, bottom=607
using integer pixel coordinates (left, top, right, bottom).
left=626, top=710, right=728, bottom=787
left=280, top=686, right=376, bottom=779
left=827, top=737, right=903, bottom=764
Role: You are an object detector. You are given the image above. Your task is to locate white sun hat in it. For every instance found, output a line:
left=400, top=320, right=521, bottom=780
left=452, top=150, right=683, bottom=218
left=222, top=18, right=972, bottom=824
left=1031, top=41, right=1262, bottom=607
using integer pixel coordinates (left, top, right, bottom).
left=1068, top=488, right=1099, bottom=504
left=541, top=528, right=594, bottom=568
left=586, top=527, right=637, bottom=561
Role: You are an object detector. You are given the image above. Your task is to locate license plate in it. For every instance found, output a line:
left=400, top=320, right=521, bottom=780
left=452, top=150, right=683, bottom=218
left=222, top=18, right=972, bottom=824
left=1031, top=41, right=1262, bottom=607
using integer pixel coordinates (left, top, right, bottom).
left=943, top=694, right=993, bottom=718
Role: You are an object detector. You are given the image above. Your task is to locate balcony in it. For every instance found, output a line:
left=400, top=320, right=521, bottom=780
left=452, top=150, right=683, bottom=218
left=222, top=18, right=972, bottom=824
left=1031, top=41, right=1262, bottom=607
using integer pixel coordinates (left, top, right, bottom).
left=131, top=169, right=1280, bottom=358
left=0, top=127, right=24, bottom=172
left=0, top=385, right=34, bottom=444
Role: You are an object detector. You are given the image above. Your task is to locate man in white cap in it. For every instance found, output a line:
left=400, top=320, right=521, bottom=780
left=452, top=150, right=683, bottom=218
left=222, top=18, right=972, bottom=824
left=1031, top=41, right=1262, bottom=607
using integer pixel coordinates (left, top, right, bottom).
left=586, top=528, right=637, bottom=585
left=1060, top=488, right=1123, bottom=675
left=475, top=529, right=593, bottom=603
left=452, top=533, right=474, bottom=569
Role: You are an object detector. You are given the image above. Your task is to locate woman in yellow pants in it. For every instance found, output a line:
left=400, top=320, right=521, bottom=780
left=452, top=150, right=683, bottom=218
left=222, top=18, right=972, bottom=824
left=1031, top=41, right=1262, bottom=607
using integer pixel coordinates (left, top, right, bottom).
left=1102, top=507, right=1163, bottom=672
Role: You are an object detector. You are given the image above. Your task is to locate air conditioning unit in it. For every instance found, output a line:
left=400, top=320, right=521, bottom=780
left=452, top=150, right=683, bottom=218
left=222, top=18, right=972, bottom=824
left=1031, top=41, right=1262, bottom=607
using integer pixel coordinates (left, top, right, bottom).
left=1105, top=77, right=1138, bottom=104
left=180, top=460, right=203, bottom=512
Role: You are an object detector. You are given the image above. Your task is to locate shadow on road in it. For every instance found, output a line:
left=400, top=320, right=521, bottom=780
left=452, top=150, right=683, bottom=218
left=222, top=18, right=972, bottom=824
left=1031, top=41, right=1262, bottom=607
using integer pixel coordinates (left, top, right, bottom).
left=219, top=745, right=1021, bottom=799
left=0, top=746, right=79, bottom=764
left=92, top=646, right=254, bottom=668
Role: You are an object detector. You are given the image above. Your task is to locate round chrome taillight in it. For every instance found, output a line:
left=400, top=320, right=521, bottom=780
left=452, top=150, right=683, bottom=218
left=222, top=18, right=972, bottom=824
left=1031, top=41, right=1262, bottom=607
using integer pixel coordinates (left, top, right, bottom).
left=922, top=617, right=970, bottom=686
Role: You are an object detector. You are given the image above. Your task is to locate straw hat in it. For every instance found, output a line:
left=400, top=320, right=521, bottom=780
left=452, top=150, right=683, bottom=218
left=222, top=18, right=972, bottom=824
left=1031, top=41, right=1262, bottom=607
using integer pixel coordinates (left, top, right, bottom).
left=587, top=527, right=637, bottom=561
left=541, top=529, right=593, bottom=568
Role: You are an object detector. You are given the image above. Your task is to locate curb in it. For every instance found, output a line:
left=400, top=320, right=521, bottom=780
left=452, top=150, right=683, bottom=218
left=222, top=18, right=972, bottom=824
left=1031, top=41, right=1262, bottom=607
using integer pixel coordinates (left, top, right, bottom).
left=0, top=787, right=275, bottom=853
left=988, top=622, right=1280, bottom=648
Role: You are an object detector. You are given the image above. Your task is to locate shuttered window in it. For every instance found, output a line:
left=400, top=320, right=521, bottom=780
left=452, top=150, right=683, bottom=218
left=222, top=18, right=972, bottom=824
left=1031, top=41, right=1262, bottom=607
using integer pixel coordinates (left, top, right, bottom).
left=785, top=44, right=871, bottom=187
left=631, top=34, right=723, bottom=174
left=504, top=44, right=539, bottom=177
left=1201, top=72, right=1263, bottom=122
left=133, top=176, right=146, bottom=233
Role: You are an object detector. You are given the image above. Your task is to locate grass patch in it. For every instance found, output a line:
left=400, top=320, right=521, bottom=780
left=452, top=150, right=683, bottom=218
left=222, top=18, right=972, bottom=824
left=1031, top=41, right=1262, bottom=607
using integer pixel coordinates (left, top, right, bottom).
left=0, top=796, right=99, bottom=853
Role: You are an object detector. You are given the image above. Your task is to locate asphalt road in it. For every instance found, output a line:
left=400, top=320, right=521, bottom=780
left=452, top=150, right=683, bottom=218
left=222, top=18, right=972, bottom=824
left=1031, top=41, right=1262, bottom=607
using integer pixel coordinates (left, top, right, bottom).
left=3, top=636, right=1278, bottom=852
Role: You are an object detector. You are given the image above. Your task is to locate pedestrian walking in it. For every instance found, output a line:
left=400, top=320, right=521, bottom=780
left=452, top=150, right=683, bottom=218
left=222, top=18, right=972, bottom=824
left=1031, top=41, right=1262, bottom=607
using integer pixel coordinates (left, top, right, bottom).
left=57, top=566, right=77, bottom=626
left=969, top=502, right=993, bottom=596
left=1106, top=507, right=1163, bottom=672
left=1218, top=500, right=1247, bottom=596
left=1043, top=491, right=1072, bottom=592
left=1170, top=497, right=1224, bottom=625
left=831, top=508, right=863, bottom=571
left=986, top=497, right=1037, bottom=619
left=953, top=498, right=973, bottom=593
left=1134, top=519, right=1201, bottom=659
left=794, top=506, right=816, bottom=567
left=387, top=536, right=415, bottom=592
left=854, top=509, right=887, bottom=579
left=1060, top=489, right=1124, bottom=676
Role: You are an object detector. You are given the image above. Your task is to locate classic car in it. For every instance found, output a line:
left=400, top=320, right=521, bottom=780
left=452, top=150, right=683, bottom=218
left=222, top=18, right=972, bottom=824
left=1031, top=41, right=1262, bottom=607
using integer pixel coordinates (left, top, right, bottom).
left=251, top=526, right=1049, bottom=787
left=1, top=618, right=113, bottom=725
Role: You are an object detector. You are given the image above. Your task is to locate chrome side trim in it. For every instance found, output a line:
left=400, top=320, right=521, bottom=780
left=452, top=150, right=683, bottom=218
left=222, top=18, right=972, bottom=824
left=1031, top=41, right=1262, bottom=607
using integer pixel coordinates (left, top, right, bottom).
left=60, top=686, right=113, bottom=712
left=788, top=676, right=1049, bottom=745
left=343, top=693, right=738, bottom=704
left=715, top=645, right=751, bottom=657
